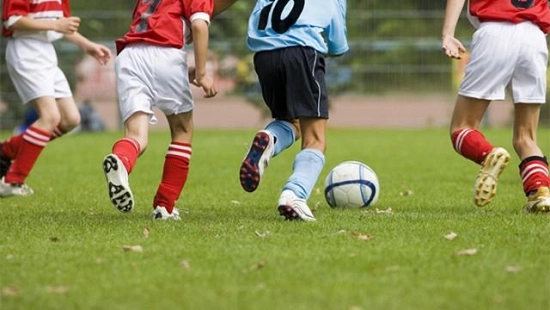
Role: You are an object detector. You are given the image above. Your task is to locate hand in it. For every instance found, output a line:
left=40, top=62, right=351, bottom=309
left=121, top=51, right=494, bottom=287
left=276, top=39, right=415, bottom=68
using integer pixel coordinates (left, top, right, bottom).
left=54, top=17, right=80, bottom=34
left=442, top=34, right=466, bottom=59
left=188, top=67, right=201, bottom=87
left=195, top=75, right=217, bottom=98
left=85, top=43, right=111, bottom=65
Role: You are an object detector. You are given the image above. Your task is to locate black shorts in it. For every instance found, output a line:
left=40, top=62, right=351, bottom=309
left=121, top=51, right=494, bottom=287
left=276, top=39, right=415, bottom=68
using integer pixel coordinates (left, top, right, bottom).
left=253, top=46, right=328, bottom=120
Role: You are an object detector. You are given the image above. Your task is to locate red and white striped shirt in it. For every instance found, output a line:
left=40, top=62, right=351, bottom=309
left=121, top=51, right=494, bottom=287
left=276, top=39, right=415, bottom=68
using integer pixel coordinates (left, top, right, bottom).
left=116, top=0, right=213, bottom=54
left=2, top=0, right=71, bottom=41
left=467, top=0, right=550, bottom=33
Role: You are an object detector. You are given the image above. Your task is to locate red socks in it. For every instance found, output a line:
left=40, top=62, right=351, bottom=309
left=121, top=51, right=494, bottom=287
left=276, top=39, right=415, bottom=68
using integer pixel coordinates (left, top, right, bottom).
left=5, top=126, right=51, bottom=184
left=153, top=142, right=192, bottom=213
left=451, top=128, right=493, bottom=164
left=519, top=156, right=550, bottom=196
left=112, top=138, right=140, bottom=174
left=1, top=134, right=23, bottom=159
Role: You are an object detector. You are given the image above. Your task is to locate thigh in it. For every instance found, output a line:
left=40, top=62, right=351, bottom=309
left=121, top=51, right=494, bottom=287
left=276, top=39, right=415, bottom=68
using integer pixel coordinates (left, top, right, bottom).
left=510, top=24, right=547, bottom=104
left=254, top=47, right=329, bottom=119
left=6, top=39, right=61, bottom=103
left=460, top=23, right=517, bottom=101
left=153, top=48, right=194, bottom=115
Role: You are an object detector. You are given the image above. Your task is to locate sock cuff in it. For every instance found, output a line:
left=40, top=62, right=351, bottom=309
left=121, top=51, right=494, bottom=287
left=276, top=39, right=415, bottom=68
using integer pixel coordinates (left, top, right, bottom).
left=167, top=142, right=192, bottom=160
left=300, top=148, right=325, bottom=163
left=519, top=156, right=548, bottom=169
left=267, top=120, right=296, bottom=141
left=24, top=126, right=51, bottom=146
left=116, top=138, right=141, bottom=154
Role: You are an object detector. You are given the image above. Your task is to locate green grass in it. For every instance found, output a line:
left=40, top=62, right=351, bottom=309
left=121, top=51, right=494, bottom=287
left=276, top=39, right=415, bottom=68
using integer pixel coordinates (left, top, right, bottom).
left=1, top=128, right=549, bottom=310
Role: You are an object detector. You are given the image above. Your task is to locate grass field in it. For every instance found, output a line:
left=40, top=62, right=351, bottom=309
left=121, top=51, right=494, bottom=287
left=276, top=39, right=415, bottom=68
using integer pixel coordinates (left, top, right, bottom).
left=1, top=128, right=549, bottom=310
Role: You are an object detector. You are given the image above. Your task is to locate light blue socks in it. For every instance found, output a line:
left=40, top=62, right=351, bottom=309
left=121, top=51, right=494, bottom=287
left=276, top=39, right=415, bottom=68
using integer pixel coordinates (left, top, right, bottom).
left=265, top=120, right=295, bottom=156
left=283, top=148, right=325, bottom=200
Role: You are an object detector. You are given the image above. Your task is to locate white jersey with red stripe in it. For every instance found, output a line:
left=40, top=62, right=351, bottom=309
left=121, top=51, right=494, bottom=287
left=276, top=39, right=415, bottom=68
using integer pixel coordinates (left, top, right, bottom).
left=2, top=0, right=70, bottom=42
left=115, top=0, right=213, bottom=54
left=467, top=0, right=550, bottom=33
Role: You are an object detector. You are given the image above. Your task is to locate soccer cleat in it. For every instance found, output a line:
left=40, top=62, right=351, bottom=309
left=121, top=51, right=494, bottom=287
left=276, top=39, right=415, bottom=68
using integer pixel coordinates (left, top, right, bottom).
left=277, top=190, right=316, bottom=221
left=103, top=154, right=134, bottom=212
left=0, top=142, right=12, bottom=179
left=473, top=147, right=510, bottom=207
left=524, top=187, right=550, bottom=213
left=0, top=178, right=33, bottom=198
left=239, top=130, right=274, bottom=192
left=152, top=206, right=181, bottom=220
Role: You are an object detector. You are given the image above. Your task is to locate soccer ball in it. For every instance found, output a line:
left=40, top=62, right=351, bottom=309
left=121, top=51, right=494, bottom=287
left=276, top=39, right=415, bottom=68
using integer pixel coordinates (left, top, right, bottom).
left=324, top=161, right=380, bottom=208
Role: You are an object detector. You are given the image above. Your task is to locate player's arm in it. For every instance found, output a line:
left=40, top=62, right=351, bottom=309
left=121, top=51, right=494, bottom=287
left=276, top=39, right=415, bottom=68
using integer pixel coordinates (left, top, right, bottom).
left=326, top=0, right=349, bottom=57
left=5, top=15, right=80, bottom=34
left=213, top=0, right=239, bottom=17
left=192, top=18, right=217, bottom=97
left=442, top=0, right=466, bottom=59
left=64, top=32, right=111, bottom=65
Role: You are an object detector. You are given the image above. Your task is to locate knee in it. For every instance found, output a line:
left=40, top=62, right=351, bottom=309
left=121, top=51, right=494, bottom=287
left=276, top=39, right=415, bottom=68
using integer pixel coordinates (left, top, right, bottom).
left=39, top=112, right=62, bottom=130
left=61, top=112, right=81, bottom=131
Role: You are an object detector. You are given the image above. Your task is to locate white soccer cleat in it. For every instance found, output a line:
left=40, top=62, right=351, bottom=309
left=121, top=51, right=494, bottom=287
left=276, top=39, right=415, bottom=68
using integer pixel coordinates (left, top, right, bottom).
left=474, top=147, right=510, bottom=207
left=524, top=187, right=550, bottom=213
left=239, top=130, right=274, bottom=192
left=152, top=206, right=181, bottom=220
left=0, top=178, right=33, bottom=198
left=103, top=154, right=134, bottom=212
left=277, top=190, right=316, bottom=221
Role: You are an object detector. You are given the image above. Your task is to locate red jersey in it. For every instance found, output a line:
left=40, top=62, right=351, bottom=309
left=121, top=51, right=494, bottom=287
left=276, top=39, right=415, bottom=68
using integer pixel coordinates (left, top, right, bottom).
left=468, top=0, right=550, bottom=33
left=2, top=0, right=71, bottom=38
left=116, top=0, right=213, bottom=54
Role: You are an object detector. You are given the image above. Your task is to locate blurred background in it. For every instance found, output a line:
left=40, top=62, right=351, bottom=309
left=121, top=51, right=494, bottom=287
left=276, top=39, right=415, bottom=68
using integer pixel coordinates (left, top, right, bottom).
left=0, top=1, right=548, bottom=132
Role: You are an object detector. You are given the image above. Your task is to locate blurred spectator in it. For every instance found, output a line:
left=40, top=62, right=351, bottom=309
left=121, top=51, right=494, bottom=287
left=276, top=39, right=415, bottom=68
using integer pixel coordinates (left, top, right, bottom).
left=79, top=100, right=105, bottom=132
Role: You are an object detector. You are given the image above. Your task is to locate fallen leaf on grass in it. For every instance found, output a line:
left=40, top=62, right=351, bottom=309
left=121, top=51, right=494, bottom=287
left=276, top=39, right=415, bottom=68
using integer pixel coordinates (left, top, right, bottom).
left=352, top=233, right=372, bottom=241
left=6, top=254, right=14, bottom=260
left=254, top=230, right=270, bottom=238
left=246, top=261, right=266, bottom=272
left=231, top=200, right=240, bottom=206
left=123, top=245, right=143, bottom=253
left=505, top=265, right=522, bottom=273
left=45, top=285, right=69, bottom=294
left=2, top=285, right=19, bottom=296
left=400, top=189, right=414, bottom=196
left=455, top=248, right=477, bottom=256
left=143, top=227, right=150, bottom=238
left=180, top=260, right=191, bottom=270
left=444, top=232, right=457, bottom=240
left=313, top=201, right=320, bottom=211
left=375, top=207, right=393, bottom=214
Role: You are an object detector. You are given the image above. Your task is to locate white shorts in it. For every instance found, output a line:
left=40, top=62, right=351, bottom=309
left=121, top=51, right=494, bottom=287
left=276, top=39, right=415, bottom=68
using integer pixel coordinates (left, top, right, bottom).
left=459, top=21, right=548, bottom=104
left=115, top=44, right=194, bottom=124
left=5, top=38, right=72, bottom=104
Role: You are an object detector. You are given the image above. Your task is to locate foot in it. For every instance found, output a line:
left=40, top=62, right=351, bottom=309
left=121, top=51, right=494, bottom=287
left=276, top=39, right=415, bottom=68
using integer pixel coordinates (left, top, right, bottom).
left=524, top=187, right=550, bottom=213
left=0, top=178, right=33, bottom=197
left=277, top=190, right=316, bottom=221
left=152, top=206, right=181, bottom=220
left=103, top=154, right=134, bottom=212
left=239, top=130, right=274, bottom=192
left=474, top=147, right=510, bottom=207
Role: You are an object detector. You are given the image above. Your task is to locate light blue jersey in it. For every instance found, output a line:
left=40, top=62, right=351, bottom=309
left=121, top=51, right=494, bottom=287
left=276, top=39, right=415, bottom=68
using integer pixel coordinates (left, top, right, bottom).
left=247, top=0, right=349, bottom=55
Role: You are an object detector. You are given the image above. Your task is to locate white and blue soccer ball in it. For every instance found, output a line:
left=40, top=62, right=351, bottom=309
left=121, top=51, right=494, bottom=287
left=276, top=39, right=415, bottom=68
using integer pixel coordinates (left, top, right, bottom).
left=324, top=161, right=380, bottom=209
